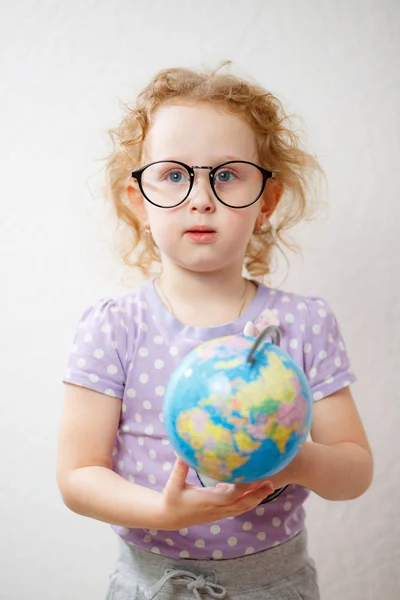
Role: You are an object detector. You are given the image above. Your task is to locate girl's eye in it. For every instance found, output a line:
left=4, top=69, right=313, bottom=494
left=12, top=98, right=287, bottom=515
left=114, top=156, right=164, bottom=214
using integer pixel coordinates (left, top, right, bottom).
left=166, top=170, right=188, bottom=183
left=215, top=170, right=236, bottom=183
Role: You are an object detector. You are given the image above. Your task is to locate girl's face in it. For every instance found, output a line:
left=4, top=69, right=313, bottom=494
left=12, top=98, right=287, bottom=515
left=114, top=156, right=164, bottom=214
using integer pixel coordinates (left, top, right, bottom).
left=129, top=101, right=276, bottom=275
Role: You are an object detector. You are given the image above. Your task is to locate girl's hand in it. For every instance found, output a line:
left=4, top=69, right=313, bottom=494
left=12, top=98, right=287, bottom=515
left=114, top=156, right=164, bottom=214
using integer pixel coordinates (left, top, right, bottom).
left=159, top=457, right=274, bottom=530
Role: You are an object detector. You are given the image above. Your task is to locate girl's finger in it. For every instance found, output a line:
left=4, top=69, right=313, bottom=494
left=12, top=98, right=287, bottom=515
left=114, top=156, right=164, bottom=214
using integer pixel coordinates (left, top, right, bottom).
left=164, top=457, right=189, bottom=492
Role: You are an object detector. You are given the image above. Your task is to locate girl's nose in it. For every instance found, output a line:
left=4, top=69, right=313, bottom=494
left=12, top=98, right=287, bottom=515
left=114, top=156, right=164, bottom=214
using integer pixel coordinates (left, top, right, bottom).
left=188, top=177, right=216, bottom=213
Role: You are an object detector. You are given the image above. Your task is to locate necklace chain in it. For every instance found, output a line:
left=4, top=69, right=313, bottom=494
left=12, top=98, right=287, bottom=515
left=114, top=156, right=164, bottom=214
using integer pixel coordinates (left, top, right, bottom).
left=156, top=277, right=249, bottom=320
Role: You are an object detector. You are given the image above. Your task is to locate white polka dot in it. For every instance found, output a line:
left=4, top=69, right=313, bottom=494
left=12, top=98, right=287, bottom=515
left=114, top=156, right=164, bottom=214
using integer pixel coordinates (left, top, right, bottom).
left=117, top=460, right=124, bottom=470
left=111, top=340, right=118, bottom=349
left=269, top=289, right=277, bottom=296
left=339, top=341, right=345, bottom=351
left=155, top=386, right=165, bottom=396
left=257, top=532, right=266, bottom=540
left=159, top=412, right=164, bottom=423
left=143, top=535, right=151, bottom=543
left=112, top=447, right=117, bottom=456
left=318, top=350, right=327, bottom=360
left=139, top=347, right=148, bottom=357
left=179, top=528, right=188, bottom=536
left=93, top=348, right=104, bottom=359
left=281, top=295, right=291, bottom=303
left=162, top=461, right=172, bottom=471
left=151, top=547, right=160, bottom=554
left=165, top=538, right=174, bottom=546
left=149, top=528, right=158, bottom=535
left=297, top=302, right=307, bottom=310
left=300, top=324, right=305, bottom=332
left=118, top=527, right=130, bottom=536
left=325, top=375, right=334, bottom=384
left=84, top=333, right=93, bottom=343
left=154, top=336, right=163, bottom=345
left=242, top=521, right=252, bottom=531
left=272, top=517, right=281, bottom=527
left=162, top=438, right=170, bottom=445
left=255, top=506, right=265, bottom=516
left=139, top=373, right=149, bottom=384
left=245, top=547, right=255, bottom=555
left=136, top=461, right=143, bottom=472
left=140, top=301, right=148, bottom=309
left=328, top=333, right=334, bottom=343
left=195, top=539, right=205, bottom=548
left=71, top=344, right=78, bottom=354
left=127, top=388, right=136, bottom=398
left=272, top=541, right=280, bottom=547
left=148, top=474, right=156, bottom=484
left=100, top=324, right=111, bottom=334
left=180, top=550, right=190, bottom=558
left=120, top=319, right=128, bottom=331
left=334, top=357, right=342, bottom=367
left=343, top=380, right=351, bottom=387
left=312, top=324, right=321, bottom=335
left=308, top=367, right=317, bottom=378
left=289, top=339, right=298, bottom=349
left=155, top=359, right=164, bottom=369
left=145, top=425, right=154, bottom=435
left=107, top=364, right=118, bottom=375
left=169, top=346, right=178, bottom=356
left=210, top=525, right=221, bottom=534
left=128, top=474, right=135, bottom=484
left=89, top=374, right=99, bottom=383
left=104, top=388, right=115, bottom=398
left=122, top=424, right=130, bottom=432
left=284, top=501, right=292, bottom=511
left=285, top=524, right=291, bottom=536
left=212, top=550, right=223, bottom=559
left=139, top=323, right=148, bottom=331
left=227, top=537, right=238, bottom=546
left=137, top=437, right=144, bottom=446
left=285, top=313, right=294, bottom=323
left=313, top=391, right=324, bottom=401
left=318, top=309, right=327, bottom=318
left=304, top=343, right=312, bottom=354
left=135, top=413, right=142, bottom=423
left=143, top=400, right=152, bottom=410
left=77, top=358, right=86, bottom=368
left=149, top=449, right=157, bottom=459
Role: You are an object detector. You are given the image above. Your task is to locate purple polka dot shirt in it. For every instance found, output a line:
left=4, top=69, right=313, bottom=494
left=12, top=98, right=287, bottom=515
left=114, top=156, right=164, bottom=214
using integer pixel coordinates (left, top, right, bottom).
left=63, top=278, right=355, bottom=560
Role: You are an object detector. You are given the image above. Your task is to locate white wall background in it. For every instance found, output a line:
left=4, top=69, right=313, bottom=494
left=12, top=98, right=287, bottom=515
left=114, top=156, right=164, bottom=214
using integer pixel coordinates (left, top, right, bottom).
left=1, top=0, right=399, bottom=598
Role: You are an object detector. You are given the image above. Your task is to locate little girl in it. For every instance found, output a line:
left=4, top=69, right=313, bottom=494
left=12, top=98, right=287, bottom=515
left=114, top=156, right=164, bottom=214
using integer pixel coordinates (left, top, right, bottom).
left=57, top=66, right=373, bottom=599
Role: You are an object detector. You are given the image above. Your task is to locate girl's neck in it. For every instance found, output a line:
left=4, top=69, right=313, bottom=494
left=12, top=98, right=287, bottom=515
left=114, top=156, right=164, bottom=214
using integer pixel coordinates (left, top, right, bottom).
left=156, top=263, right=257, bottom=327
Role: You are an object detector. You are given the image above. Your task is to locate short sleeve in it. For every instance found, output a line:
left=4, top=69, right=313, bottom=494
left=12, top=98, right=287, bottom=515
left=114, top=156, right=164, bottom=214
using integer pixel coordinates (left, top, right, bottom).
left=62, top=298, right=129, bottom=399
left=303, top=297, right=356, bottom=401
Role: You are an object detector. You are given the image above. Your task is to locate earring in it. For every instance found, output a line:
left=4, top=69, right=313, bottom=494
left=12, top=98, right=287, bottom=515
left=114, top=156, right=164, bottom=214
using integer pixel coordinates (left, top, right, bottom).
left=256, top=220, right=277, bottom=240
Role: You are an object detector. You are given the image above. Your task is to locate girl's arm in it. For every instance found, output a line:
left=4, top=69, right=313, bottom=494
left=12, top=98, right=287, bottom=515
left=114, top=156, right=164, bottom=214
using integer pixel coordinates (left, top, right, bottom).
left=269, top=387, right=374, bottom=500
left=56, top=384, right=273, bottom=530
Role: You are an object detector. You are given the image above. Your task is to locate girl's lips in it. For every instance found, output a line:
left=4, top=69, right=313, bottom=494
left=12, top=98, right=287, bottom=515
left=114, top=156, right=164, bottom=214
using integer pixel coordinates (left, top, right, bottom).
left=185, top=230, right=217, bottom=243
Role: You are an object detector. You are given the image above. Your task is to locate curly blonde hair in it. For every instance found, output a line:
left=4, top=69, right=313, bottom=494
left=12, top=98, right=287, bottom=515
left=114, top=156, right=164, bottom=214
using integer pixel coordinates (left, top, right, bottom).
left=105, top=64, right=324, bottom=278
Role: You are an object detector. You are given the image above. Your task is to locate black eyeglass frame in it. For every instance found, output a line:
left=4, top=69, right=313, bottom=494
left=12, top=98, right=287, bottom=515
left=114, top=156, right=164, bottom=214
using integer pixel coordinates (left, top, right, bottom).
left=131, top=160, right=274, bottom=209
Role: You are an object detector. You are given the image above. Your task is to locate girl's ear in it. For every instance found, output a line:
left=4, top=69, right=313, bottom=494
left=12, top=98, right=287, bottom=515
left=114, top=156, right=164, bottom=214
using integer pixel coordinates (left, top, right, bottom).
left=257, top=178, right=283, bottom=226
left=126, top=182, right=147, bottom=222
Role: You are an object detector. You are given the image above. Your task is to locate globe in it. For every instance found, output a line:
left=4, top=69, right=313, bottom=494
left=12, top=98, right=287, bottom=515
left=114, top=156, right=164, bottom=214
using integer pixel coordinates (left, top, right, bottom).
left=163, top=329, right=312, bottom=484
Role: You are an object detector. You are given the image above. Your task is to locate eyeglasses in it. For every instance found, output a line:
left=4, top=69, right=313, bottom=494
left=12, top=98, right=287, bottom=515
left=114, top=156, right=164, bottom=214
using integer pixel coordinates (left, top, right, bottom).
left=131, top=160, right=273, bottom=209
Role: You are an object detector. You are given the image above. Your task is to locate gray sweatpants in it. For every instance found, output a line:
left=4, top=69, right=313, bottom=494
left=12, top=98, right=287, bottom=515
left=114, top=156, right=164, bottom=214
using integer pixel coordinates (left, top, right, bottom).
left=105, top=531, right=319, bottom=599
